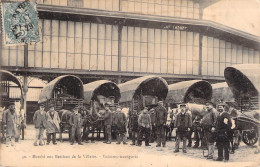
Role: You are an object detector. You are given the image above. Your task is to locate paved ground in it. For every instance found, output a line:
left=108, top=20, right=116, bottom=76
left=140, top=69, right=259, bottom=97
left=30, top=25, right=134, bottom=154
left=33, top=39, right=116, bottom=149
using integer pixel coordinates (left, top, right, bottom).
left=0, top=125, right=259, bottom=167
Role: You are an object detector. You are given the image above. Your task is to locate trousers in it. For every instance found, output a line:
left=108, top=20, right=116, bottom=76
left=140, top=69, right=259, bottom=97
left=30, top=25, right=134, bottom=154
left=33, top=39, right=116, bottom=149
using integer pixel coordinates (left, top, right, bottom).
left=47, top=133, right=56, bottom=144
left=35, top=127, right=45, bottom=144
left=71, top=126, right=81, bottom=143
left=156, top=125, right=166, bottom=146
left=138, top=127, right=150, bottom=146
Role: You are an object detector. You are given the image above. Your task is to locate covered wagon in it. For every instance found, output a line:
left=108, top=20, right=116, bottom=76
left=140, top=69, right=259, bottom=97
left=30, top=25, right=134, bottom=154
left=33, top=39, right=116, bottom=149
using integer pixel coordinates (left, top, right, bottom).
left=165, top=80, right=212, bottom=108
left=211, top=82, right=234, bottom=105
left=82, top=80, right=121, bottom=140
left=38, top=75, right=84, bottom=141
left=0, top=70, right=24, bottom=141
left=224, top=64, right=260, bottom=145
left=38, top=75, right=84, bottom=110
left=119, top=75, right=168, bottom=113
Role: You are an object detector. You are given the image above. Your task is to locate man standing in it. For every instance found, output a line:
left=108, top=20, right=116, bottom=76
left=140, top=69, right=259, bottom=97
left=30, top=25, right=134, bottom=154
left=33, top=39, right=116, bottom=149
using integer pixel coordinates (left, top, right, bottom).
left=201, top=102, right=218, bottom=159
left=69, top=106, right=83, bottom=145
left=114, top=106, right=127, bottom=145
left=154, top=101, right=167, bottom=147
left=174, top=104, right=192, bottom=153
left=103, top=103, right=112, bottom=144
left=129, top=109, right=139, bottom=146
left=46, top=104, right=60, bottom=145
left=137, top=107, right=151, bottom=147
left=33, top=105, right=47, bottom=146
left=149, top=108, right=156, bottom=143
left=215, top=104, right=232, bottom=162
left=2, top=105, right=18, bottom=147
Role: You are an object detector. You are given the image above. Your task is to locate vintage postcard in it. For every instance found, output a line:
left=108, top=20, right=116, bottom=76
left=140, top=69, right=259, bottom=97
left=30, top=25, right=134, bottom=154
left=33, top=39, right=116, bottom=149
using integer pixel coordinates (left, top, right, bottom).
left=0, top=0, right=260, bottom=167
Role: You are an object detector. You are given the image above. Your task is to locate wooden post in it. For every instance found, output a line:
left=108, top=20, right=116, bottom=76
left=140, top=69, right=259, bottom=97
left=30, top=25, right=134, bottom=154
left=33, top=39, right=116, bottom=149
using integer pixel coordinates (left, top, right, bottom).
left=23, top=75, right=28, bottom=126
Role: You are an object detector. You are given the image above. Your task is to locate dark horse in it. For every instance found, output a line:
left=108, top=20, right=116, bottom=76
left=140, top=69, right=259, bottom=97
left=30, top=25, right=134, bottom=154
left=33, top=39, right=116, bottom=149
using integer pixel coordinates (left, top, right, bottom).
left=82, top=101, right=105, bottom=142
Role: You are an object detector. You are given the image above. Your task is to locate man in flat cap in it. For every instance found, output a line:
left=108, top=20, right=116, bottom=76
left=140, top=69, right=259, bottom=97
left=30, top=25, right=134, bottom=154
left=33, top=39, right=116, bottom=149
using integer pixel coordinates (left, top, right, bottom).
left=45, top=104, right=60, bottom=145
left=114, top=105, right=127, bottom=145
left=103, top=103, right=112, bottom=144
left=201, top=101, right=218, bottom=159
left=33, top=105, right=47, bottom=146
left=137, top=107, right=152, bottom=146
left=174, top=103, right=192, bottom=153
left=69, top=106, right=83, bottom=145
left=154, top=101, right=168, bottom=147
left=215, top=104, right=232, bottom=162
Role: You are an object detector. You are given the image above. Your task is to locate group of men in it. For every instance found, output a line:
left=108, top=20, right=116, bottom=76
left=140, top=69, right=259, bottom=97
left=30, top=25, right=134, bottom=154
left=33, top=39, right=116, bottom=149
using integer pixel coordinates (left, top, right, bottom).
left=1, top=100, right=237, bottom=162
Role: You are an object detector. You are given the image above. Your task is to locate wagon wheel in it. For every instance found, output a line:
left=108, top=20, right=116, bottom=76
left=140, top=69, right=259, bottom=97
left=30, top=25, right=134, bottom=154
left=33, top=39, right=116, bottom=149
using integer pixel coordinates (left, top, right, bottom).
left=242, top=130, right=258, bottom=146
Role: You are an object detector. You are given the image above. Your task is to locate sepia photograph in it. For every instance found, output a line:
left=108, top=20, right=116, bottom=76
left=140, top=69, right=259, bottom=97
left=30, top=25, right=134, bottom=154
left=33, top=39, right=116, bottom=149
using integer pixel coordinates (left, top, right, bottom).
left=0, top=0, right=260, bottom=166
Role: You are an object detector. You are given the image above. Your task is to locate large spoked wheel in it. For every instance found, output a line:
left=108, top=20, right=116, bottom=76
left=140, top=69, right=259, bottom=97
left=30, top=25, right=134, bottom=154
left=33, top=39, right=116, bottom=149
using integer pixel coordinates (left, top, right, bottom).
left=242, top=130, right=258, bottom=146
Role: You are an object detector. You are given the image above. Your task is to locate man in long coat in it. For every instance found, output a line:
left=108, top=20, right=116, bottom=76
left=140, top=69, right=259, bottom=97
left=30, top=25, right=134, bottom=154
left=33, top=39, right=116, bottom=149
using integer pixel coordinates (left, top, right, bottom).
left=154, top=101, right=167, bottom=147
left=174, top=104, right=192, bottom=153
left=2, top=105, right=19, bottom=147
left=33, top=105, right=47, bottom=146
left=46, top=104, right=60, bottom=145
left=114, top=106, right=127, bottom=144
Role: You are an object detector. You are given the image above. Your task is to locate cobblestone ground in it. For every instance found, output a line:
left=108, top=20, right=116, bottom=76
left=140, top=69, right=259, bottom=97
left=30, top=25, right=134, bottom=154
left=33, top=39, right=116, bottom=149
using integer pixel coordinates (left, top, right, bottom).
left=0, top=125, right=259, bottom=167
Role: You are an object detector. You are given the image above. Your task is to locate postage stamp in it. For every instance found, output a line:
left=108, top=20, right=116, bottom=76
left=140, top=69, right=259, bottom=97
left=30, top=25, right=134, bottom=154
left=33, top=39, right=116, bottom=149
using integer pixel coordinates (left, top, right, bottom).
left=1, top=1, right=40, bottom=46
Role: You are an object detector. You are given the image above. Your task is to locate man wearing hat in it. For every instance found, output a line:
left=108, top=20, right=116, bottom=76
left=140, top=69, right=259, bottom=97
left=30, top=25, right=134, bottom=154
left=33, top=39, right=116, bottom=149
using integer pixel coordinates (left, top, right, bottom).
left=137, top=107, right=152, bottom=146
left=200, top=101, right=218, bottom=159
left=69, top=106, right=83, bottom=145
left=154, top=101, right=168, bottom=147
left=215, top=104, right=232, bottom=162
left=103, top=103, right=112, bottom=144
left=129, top=109, right=139, bottom=146
left=33, top=105, right=47, bottom=146
left=45, top=104, right=60, bottom=145
left=2, top=105, right=18, bottom=147
left=174, top=103, right=192, bottom=153
left=114, top=105, right=127, bottom=144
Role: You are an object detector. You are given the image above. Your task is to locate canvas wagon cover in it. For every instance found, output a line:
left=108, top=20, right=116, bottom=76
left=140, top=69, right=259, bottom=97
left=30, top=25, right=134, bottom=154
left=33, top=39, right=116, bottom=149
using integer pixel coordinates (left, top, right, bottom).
left=38, top=75, right=84, bottom=104
left=165, top=80, right=212, bottom=104
left=211, top=82, right=234, bottom=104
left=0, top=70, right=23, bottom=95
left=224, top=64, right=260, bottom=99
left=83, top=80, right=120, bottom=104
left=119, top=75, right=168, bottom=103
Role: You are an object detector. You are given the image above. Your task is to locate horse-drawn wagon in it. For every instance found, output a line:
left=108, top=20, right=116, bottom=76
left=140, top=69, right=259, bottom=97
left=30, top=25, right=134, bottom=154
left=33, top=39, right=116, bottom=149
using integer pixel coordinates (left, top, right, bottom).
left=165, top=80, right=212, bottom=107
left=0, top=70, right=24, bottom=142
left=82, top=80, right=121, bottom=141
left=224, top=64, right=260, bottom=146
left=38, top=75, right=84, bottom=141
left=211, top=82, right=234, bottom=105
left=119, top=75, right=168, bottom=113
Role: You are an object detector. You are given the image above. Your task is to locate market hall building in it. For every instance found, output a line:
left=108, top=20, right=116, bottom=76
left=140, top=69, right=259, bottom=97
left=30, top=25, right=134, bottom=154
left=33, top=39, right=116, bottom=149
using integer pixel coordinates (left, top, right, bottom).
left=1, top=0, right=260, bottom=122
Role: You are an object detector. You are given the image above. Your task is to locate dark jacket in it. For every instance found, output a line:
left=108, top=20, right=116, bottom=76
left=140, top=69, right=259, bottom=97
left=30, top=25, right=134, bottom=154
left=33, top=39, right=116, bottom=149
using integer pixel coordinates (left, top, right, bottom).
left=114, top=111, right=127, bottom=127
left=33, top=110, right=47, bottom=129
left=175, top=110, right=192, bottom=130
left=216, top=111, right=232, bottom=142
left=201, top=108, right=217, bottom=127
left=138, top=110, right=151, bottom=128
left=149, top=109, right=156, bottom=126
left=216, top=111, right=232, bottom=131
left=69, top=113, right=83, bottom=128
left=103, top=109, right=112, bottom=126
left=154, top=105, right=167, bottom=126
left=129, top=111, right=139, bottom=131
